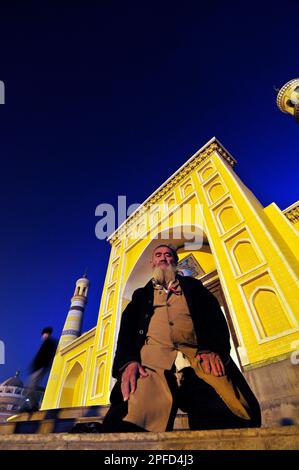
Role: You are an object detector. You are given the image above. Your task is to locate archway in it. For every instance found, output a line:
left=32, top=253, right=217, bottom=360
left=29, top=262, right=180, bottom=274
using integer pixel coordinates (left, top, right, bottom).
left=120, top=224, right=241, bottom=368
left=122, top=225, right=207, bottom=300
left=58, top=362, right=83, bottom=408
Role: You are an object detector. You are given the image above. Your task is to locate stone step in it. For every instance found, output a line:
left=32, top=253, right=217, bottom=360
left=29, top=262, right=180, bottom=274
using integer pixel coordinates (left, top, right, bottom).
left=0, top=426, right=298, bottom=450
left=0, top=406, right=189, bottom=435
left=7, top=405, right=110, bottom=421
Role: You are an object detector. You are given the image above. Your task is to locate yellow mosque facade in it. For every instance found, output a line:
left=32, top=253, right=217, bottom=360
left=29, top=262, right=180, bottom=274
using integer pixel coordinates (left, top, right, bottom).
left=41, top=137, right=299, bottom=425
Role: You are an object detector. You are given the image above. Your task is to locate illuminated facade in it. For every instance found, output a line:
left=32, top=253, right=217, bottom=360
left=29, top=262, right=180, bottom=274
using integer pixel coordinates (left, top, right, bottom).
left=42, top=138, right=299, bottom=425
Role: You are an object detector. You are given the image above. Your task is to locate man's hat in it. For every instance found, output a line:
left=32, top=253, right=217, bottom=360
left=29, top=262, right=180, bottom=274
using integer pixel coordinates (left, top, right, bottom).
left=41, top=326, right=53, bottom=335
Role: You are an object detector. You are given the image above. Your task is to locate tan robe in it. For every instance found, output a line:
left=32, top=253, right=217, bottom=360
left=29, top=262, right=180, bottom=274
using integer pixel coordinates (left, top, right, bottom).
left=123, top=279, right=250, bottom=432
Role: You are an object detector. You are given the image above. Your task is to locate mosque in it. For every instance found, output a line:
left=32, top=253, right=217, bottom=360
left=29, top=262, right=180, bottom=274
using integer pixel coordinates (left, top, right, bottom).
left=4, top=79, right=299, bottom=429
left=39, top=117, right=299, bottom=425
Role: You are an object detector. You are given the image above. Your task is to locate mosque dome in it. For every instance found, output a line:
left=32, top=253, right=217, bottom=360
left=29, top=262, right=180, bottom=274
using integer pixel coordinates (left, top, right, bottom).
left=0, top=371, right=26, bottom=422
left=1, top=370, right=23, bottom=388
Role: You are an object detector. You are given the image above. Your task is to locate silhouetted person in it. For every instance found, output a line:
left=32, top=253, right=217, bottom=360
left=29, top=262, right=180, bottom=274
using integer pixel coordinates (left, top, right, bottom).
left=21, top=327, right=57, bottom=412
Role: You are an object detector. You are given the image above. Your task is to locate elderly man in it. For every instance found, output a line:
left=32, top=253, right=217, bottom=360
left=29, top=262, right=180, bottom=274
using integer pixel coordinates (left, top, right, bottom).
left=103, top=244, right=261, bottom=432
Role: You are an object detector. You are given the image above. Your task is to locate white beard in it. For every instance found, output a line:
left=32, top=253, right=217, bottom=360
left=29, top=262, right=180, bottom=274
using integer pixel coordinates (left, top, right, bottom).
left=152, top=264, right=177, bottom=285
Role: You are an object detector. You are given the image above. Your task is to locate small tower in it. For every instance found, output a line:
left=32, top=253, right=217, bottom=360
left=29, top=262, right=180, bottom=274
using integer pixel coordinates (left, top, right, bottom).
left=276, top=78, right=299, bottom=123
left=58, top=272, right=90, bottom=350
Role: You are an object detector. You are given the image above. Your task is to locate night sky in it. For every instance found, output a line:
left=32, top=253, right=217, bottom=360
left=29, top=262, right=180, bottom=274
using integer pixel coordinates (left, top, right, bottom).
left=0, top=1, right=298, bottom=384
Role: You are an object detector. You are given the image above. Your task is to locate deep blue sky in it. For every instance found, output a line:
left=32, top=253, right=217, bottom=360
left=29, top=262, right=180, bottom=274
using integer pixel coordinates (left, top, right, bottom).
left=0, top=1, right=298, bottom=383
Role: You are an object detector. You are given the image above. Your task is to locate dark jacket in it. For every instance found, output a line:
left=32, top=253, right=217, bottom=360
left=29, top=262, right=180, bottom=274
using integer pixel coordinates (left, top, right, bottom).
left=31, top=336, right=57, bottom=372
left=107, top=275, right=261, bottom=428
left=112, top=274, right=231, bottom=378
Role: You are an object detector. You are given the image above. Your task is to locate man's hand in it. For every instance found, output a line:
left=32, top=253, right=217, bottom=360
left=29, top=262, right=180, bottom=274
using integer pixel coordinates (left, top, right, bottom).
left=196, top=352, right=225, bottom=376
left=121, top=361, right=148, bottom=401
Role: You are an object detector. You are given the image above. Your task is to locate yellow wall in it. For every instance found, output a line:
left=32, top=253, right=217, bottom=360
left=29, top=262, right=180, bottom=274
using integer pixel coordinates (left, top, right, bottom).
left=41, top=328, right=95, bottom=409
left=42, top=139, right=299, bottom=409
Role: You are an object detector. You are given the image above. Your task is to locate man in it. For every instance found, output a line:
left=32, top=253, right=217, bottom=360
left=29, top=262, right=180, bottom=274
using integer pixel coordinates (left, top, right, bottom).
left=22, top=327, right=57, bottom=412
left=103, top=245, right=261, bottom=432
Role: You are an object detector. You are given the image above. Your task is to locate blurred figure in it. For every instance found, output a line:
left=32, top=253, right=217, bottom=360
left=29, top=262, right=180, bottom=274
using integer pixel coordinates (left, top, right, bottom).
left=21, top=327, right=57, bottom=412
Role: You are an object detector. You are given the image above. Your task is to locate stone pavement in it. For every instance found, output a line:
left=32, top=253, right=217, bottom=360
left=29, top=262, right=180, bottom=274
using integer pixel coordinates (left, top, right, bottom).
left=0, top=426, right=299, bottom=450
left=1, top=405, right=298, bottom=450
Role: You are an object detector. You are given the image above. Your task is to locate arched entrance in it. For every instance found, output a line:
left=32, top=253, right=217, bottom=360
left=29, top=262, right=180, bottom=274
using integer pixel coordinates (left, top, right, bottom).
left=121, top=225, right=241, bottom=369
left=122, top=225, right=205, bottom=299
left=58, top=362, right=83, bottom=408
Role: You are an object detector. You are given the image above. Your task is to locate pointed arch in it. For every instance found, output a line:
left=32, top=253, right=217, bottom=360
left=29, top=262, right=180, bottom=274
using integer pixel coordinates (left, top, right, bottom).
left=201, top=166, right=215, bottom=181
left=100, top=320, right=111, bottom=349
left=208, top=182, right=225, bottom=203
left=232, top=239, right=260, bottom=273
left=250, top=287, right=292, bottom=338
left=58, top=361, right=83, bottom=408
left=218, top=205, right=240, bottom=232
left=95, top=360, right=106, bottom=396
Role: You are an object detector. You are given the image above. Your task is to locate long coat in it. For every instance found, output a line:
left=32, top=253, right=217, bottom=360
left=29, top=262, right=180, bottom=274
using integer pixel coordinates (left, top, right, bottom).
left=108, top=274, right=261, bottom=429
left=112, top=274, right=231, bottom=378
left=31, top=336, right=57, bottom=373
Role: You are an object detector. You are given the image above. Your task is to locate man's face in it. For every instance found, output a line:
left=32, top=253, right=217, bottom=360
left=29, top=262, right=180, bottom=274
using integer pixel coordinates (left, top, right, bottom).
left=151, top=246, right=176, bottom=270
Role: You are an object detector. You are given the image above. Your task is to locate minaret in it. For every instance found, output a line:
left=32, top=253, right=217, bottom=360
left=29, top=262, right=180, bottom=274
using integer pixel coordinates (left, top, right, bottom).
left=276, top=78, right=299, bottom=123
left=58, top=272, right=90, bottom=350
